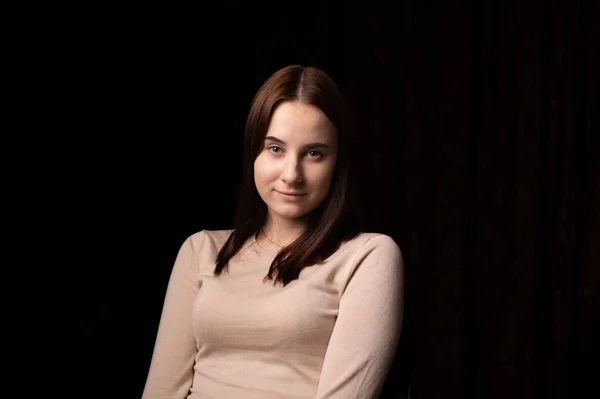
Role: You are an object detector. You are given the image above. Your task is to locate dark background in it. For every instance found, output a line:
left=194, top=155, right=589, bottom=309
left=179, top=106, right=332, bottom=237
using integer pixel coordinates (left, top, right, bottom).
left=11, top=1, right=599, bottom=398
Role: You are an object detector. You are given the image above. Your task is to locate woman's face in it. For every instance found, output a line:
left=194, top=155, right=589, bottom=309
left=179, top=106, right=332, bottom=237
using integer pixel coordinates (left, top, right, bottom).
left=254, top=101, right=338, bottom=224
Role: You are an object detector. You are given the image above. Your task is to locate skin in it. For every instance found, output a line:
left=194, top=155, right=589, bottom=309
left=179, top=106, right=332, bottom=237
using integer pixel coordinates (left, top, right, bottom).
left=254, top=101, right=338, bottom=247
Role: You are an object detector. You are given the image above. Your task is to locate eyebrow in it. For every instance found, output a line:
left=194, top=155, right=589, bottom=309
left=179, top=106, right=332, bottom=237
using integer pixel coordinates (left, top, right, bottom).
left=264, top=136, right=330, bottom=149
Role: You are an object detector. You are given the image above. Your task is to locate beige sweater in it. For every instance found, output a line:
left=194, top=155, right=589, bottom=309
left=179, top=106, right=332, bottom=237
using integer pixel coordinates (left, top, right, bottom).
left=142, top=229, right=404, bottom=399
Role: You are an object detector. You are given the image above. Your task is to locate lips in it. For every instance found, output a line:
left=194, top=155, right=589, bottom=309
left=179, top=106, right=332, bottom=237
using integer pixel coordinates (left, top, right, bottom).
left=278, top=191, right=306, bottom=196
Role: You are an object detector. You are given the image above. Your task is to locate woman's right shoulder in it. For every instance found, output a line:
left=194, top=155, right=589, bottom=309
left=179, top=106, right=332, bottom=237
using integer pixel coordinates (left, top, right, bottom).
left=185, top=228, right=234, bottom=254
left=175, top=229, right=234, bottom=275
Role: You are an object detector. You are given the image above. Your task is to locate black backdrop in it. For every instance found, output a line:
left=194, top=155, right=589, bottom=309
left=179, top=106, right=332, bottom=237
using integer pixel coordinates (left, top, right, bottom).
left=12, top=2, right=599, bottom=398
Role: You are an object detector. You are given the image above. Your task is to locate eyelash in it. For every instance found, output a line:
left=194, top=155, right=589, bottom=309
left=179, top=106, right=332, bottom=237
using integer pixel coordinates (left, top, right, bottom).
left=267, top=146, right=323, bottom=158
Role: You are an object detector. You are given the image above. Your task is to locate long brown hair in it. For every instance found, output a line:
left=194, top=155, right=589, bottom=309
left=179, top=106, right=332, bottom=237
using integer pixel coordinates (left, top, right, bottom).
left=214, top=64, right=364, bottom=286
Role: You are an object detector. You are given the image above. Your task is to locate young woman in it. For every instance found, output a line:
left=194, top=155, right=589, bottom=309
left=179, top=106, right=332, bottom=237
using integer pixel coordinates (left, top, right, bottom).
left=142, top=65, right=404, bottom=399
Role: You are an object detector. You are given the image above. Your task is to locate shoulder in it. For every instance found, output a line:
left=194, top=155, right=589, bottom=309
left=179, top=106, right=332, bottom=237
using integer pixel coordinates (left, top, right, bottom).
left=341, top=232, right=402, bottom=258
left=337, top=232, right=404, bottom=295
left=341, top=232, right=403, bottom=277
left=181, top=229, right=234, bottom=273
left=186, top=228, right=234, bottom=251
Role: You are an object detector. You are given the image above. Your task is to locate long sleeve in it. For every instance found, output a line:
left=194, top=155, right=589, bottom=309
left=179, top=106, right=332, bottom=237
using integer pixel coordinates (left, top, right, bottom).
left=142, top=235, right=201, bottom=399
left=315, top=234, right=404, bottom=399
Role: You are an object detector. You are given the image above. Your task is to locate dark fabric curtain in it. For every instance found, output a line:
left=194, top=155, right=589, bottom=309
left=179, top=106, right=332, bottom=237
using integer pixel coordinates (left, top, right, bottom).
left=341, top=1, right=599, bottom=398
left=16, top=2, right=598, bottom=398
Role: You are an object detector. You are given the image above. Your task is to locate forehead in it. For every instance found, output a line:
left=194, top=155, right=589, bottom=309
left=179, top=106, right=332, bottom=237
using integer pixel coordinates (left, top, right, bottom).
left=266, top=102, right=337, bottom=143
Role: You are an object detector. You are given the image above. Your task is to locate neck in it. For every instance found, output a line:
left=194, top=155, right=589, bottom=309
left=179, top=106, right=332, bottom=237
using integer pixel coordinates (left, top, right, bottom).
left=261, top=214, right=306, bottom=247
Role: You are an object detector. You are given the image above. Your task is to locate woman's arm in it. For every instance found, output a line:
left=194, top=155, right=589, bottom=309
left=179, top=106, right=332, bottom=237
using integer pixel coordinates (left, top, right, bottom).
left=315, top=234, right=404, bottom=399
left=142, top=235, right=201, bottom=399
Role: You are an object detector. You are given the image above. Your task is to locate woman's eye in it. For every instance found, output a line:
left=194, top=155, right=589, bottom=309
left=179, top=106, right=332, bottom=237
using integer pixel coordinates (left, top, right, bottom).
left=268, top=146, right=282, bottom=153
left=307, top=150, right=322, bottom=158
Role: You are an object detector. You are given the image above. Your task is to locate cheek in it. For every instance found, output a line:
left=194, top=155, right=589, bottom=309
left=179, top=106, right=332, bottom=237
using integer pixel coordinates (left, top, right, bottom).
left=254, top=155, right=278, bottom=184
left=308, top=162, right=336, bottom=189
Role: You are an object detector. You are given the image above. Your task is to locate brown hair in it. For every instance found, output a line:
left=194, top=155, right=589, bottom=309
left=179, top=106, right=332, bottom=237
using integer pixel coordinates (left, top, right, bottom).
left=214, top=64, right=363, bottom=286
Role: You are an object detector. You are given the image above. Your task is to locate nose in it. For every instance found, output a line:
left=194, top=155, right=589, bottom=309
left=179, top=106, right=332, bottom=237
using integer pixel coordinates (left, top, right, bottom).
left=281, top=155, right=304, bottom=184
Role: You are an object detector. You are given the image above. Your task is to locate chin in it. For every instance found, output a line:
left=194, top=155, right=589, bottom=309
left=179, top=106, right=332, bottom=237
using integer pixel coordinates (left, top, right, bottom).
left=272, top=206, right=309, bottom=220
